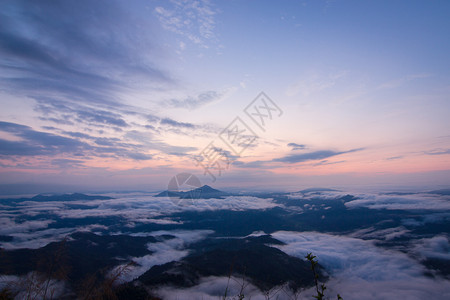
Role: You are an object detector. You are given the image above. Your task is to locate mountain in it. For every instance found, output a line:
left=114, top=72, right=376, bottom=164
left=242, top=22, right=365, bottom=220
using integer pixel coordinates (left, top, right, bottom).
left=154, top=185, right=229, bottom=199
left=0, top=193, right=114, bottom=203
left=137, top=235, right=323, bottom=291
left=0, top=232, right=161, bottom=287
left=298, top=187, right=340, bottom=193
left=1, top=187, right=449, bottom=299
left=31, top=193, right=114, bottom=201
left=0, top=231, right=322, bottom=297
left=428, top=189, right=450, bottom=196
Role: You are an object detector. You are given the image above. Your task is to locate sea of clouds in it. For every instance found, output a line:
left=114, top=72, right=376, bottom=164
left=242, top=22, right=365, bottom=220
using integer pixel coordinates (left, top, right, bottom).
left=155, top=231, right=450, bottom=300
left=0, top=190, right=449, bottom=299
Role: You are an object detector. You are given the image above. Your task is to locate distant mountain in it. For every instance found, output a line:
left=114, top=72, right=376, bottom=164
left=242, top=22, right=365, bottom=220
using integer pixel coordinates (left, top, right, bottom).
left=31, top=193, right=114, bottom=201
left=155, top=185, right=229, bottom=199
left=382, top=192, right=417, bottom=196
left=428, top=189, right=450, bottom=196
left=0, top=193, right=114, bottom=203
left=155, top=186, right=342, bottom=200
left=298, top=188, right=340, bottom=193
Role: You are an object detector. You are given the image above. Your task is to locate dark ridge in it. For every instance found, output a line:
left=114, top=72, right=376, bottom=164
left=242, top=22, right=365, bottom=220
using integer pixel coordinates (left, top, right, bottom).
left=0, top=232, right=157, bottom=287
left=137, top=236, right=324, bottom=291
left=31, top=193, right=114, bottom=201
left=428, top=189, right=450, bottom=196
left=298, top=188, right=340, bottom=193
left=0, top=193, right=114, bottom=203
left=0, top=235, right=13, bottom=242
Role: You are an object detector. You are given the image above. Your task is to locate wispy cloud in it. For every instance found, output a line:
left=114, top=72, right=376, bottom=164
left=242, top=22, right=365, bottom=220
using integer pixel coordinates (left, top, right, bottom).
left=378, top=73, right=433, bottom=90
left=386, top=155, right=404, bottom=160
left=0, top=0, right=171, bottom=107
left=273, top=148, right=363, bottom=164
left=0, top=1, right=213, bottom=166
left=160, top=118, right=196, bottom=129
left=154, top=0, right=217, bottom=47
left=286, top=71, right=347, bottom=97
left=0, top=121, right=91, bottom=156
left=163, top=90, right=225, bottom=110
left=0, top=121, right=152, bottom=161
left=287, top=143, right=306, bottom=150
left=313, top=160, right=346, bottom=166
left=425, top=149, right=450, bottom=155
left=34, top=98, right=129, bottom=131
left=51, top=158, right=86, bottom=169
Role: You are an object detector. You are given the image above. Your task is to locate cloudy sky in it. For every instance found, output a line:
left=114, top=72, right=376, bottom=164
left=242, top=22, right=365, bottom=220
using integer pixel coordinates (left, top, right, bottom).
left=0, top=0, right=449, bottom=193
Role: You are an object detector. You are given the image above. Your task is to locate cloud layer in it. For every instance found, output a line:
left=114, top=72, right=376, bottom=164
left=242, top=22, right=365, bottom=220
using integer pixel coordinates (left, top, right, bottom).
left=272, top=231, right=450, bottom=300
left=0, top=193, right=280, bottom=249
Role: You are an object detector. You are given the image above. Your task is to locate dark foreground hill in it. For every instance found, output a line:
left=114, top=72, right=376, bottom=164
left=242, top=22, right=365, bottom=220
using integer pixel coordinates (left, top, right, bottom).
left=0, top=232, right=160, bottom=287
left=137, top=235, right=323, bottom=291
left=0, top=232, right=323, bottom=299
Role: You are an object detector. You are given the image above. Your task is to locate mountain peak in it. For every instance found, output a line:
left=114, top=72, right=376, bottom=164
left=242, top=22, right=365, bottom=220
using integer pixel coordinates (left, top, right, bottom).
left=155, top=185, right=229, bottom=199
left=196, top=185, right=219, bottom=192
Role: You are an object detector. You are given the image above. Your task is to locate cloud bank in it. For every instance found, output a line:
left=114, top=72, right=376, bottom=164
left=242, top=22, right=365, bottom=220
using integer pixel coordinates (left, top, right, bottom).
left=271, top=231, right=450, bottom=300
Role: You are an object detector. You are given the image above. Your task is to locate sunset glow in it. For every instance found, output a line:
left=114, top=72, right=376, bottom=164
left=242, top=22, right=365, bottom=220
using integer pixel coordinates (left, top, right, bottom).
left=0, top=0, right=449, bottom=194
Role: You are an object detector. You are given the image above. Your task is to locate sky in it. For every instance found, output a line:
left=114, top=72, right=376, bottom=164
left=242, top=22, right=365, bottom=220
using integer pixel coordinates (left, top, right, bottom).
left=0, top=0, right=449, bottom=194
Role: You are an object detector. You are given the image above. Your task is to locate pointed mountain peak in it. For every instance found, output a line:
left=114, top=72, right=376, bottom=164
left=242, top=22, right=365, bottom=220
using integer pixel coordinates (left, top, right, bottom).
left=155, top=184, right=229, bottom=199
left=196, top=185, right=220, bottom=192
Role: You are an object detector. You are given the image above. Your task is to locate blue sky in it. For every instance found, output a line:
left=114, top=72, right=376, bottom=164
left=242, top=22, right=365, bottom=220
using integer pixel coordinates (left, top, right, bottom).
left=0, top=0, right=449, bottom=193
